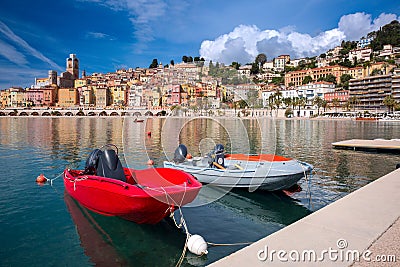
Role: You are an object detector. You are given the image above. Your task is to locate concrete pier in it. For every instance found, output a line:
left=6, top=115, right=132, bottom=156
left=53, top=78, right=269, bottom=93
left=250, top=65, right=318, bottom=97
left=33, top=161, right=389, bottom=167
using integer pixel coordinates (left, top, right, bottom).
left=209, top=168, right=400, bottom=266
left=332, top=139, right=400, bottom=152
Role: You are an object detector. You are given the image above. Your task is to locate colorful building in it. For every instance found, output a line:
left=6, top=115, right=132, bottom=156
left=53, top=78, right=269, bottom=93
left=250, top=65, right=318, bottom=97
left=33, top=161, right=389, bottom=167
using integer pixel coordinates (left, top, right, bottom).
left=58, top=88, right=78, bottom=107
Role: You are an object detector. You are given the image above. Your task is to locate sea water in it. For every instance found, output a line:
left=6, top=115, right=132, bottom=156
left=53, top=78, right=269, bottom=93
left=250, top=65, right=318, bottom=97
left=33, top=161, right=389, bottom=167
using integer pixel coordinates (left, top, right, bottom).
left=0, top=117, right=399, bottom=266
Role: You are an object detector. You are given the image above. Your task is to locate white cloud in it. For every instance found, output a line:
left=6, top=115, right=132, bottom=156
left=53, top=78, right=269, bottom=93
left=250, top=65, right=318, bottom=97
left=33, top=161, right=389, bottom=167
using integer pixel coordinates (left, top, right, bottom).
left=200, top=12, right=399, bottom=65
left=86, top=31, right=115, bottom=40
left=0, top=20, right=62, bottom=70
left=0, top=64, right=45, bottom=89
left=0, top=39, right=28, bottom=65
left=80, top=0, right=180, bottom=51
left=338, top=12, right=398, bottom=40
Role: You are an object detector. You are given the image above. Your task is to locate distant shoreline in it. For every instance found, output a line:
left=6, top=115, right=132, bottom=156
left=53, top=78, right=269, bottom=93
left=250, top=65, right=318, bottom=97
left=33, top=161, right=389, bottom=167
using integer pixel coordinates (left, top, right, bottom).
left=2, top=115, right=399, bottom=122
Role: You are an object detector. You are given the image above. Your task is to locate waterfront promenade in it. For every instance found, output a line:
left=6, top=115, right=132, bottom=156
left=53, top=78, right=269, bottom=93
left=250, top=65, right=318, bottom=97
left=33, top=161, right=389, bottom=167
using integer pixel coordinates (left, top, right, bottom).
left=209, top=167, right=400, bottom=266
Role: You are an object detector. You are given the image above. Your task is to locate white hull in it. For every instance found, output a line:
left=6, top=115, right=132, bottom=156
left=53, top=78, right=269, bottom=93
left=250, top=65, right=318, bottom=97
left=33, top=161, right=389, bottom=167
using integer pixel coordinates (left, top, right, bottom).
left=163, top=158, right=313, bottom=191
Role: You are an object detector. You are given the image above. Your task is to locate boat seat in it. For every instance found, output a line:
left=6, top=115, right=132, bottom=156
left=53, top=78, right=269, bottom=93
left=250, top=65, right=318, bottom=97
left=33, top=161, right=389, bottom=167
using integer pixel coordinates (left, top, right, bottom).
left=96, top=149, right=126, bottom=182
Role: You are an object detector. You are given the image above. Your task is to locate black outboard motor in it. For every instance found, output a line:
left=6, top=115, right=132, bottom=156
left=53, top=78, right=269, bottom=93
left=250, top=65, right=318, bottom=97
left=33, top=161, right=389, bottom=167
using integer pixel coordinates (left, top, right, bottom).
left=84, top=149, right=103, bottom=175
left=174, top=144, right=188, bottom=163
left=209, top=144, right=225, bottom=168
left=96, top=149, right=126, bottom=182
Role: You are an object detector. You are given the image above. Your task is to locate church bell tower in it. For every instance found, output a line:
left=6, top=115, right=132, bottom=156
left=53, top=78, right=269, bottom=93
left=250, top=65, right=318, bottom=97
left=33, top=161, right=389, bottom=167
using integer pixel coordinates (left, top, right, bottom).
left=66, top=54, right=79, bottom=79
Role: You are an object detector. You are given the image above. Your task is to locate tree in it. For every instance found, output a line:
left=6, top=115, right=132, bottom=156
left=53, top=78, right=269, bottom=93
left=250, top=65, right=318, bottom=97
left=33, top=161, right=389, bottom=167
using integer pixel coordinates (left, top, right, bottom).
left=255, top=53, right=267, bottom=69
left=230, top=61, right=241, bottom=70
left=272, top=90, right=282, bottom=116
left=383, top=95, right=396, bottom=113
left=182, top=56, right=188, bottom=63
left=370, top=20, right=400, bottom=51
left=285, top=108, right=293, bottom=118
left=338, top=58, right=353, bottom=68
left=302, top=76, right=313, bottom=85
left=237, top=99, right=248, bottom=109
left=272, top=76, right=284, bottom=85
left=283, top=97, right=292, bottom=108
left=371, top=68, right=382, bottom=76
left=348, top=96, right=360, bottom=112
left=170, top=59, right=175, bottom=66
left=149, top=58, right=158, bottom=68
left=250, top=62, right=259, bottom=75
left=331, top=98, right=340, bottom=113
left=313, top=96, right=324, bottom=115
left=340, top=74, right=353, bottom=89
left=296, top=97, right=307, bottom=116
left=317, top=74, right=337, bottom=84
left=321, top=100, right=329, bottom=113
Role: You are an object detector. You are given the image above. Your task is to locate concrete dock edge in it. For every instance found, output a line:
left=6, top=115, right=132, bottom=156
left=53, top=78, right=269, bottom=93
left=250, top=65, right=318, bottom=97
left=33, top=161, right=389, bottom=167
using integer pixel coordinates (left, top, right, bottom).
left=208, top=168, right=400, bottom=266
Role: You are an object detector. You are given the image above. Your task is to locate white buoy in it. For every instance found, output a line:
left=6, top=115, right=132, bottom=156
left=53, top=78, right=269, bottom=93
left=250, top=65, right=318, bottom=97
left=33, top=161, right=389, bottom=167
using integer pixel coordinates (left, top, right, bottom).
left=187, top=234, right=208, bottom=256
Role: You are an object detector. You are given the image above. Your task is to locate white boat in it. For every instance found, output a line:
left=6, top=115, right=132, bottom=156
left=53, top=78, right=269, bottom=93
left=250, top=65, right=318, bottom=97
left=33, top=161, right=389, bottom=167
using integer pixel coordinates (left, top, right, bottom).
left=163, top=145, right=313, bottom=191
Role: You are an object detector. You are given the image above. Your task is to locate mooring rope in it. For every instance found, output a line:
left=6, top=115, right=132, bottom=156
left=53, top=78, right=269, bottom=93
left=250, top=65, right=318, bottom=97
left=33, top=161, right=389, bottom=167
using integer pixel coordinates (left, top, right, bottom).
left=206, top=241, right=253, bottom=247
left=47, top=171, right=64, bottom=186
left=299, top=161, right=313, bottom=209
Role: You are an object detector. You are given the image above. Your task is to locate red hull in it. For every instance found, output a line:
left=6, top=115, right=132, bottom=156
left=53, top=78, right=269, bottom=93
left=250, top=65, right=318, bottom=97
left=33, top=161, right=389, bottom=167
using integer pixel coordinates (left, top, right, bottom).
left=64, top=167, right=201, bottom=224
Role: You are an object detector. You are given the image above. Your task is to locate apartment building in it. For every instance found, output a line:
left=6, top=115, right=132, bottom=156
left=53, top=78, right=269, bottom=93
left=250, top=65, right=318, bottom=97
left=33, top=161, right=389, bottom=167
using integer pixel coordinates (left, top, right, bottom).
left=348, top=47, right=372, bottom=63
left=285, top=65, right=348, bottom=87
left=274, top=55, right=290, bottom=72
left=296, top=81, right=336, bottom=103
left=58, top=88, right=78, bottom=107
left=349, top=74, right=392, bottom=110
left=324, top=90, right=349, bottom=105
left=391, top=69, right=400, bottom=102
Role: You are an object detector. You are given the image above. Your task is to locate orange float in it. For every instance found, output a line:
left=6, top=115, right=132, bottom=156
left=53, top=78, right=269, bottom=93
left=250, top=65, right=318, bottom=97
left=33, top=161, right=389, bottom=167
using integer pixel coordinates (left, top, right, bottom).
left=147, top=159, right=154, bottom=165
left=36, top=173, right=47, bottom=183
left=186, top=153, right=192, bottom=159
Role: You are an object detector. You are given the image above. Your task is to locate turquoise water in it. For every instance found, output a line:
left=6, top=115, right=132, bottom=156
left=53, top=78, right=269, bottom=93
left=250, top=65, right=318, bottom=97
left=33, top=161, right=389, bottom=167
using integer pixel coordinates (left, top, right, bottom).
left=0, top=117, right=399, bottom=266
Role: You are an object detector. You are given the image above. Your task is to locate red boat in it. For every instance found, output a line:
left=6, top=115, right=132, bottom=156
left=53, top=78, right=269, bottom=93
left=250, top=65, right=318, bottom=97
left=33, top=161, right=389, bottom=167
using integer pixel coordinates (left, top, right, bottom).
left=64, top=145, right=202, bottom=224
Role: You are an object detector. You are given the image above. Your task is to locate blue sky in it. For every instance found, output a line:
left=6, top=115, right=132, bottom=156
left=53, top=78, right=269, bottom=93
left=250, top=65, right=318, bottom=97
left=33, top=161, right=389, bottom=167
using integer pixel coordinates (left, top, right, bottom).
left=0, top=0, right=399, bottom=89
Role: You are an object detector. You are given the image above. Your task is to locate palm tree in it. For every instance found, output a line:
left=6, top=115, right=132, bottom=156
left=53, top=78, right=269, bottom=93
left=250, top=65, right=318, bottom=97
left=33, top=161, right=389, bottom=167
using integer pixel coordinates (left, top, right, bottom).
left=313, top=96, right=324, bottom=115
left=383, top=95, right=396, bottom=113
left=321, top=100, right=329, bottom=113
left=297, top=97, right=306, bottom=116
left=331, top=98, right=340, bottom=113
left=348, top=96, right=360, bottom=112
left=268, top=95, right=275, bottom=115
left=283, top=97, right=292, bottom=108
left=272, top=90, right=283, bottom=116
left=342, top=101, right=351, bottom=112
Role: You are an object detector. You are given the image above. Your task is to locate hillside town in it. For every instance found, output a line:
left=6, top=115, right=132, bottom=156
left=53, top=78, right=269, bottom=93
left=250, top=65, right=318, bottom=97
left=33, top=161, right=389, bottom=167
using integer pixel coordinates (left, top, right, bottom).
left=1, top=22, right=400, bottom=118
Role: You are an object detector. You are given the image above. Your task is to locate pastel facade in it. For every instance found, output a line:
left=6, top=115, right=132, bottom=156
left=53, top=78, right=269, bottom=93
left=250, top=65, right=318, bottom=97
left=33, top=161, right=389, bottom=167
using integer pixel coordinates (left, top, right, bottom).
left=285, top=65, right=348, bottom=87
left=58, top=88, right=79, bottom=107
left=324, top=90, right=349, bottom=104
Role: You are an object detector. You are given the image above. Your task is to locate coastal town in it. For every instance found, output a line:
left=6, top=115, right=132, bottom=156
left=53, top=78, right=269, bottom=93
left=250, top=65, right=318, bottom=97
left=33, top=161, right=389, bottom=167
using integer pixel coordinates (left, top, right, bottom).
left=1, top=21, right=400, bottom=118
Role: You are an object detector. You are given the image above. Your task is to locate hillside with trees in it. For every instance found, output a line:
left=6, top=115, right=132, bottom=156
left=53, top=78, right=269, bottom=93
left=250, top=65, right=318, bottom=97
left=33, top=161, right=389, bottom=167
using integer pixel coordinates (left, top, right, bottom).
left=370, top=20, right=400, bottom=51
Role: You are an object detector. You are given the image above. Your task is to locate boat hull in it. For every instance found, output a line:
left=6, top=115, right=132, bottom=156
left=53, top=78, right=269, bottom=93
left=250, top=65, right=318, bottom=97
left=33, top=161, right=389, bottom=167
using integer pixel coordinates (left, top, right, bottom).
left=63, top=168, right=201, bottom=224
left=164, top=155, right=313, bottom=191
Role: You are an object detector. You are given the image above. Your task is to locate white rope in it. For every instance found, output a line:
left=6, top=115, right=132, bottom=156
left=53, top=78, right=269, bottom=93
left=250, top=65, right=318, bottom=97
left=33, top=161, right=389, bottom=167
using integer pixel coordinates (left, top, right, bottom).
left=71, top=175, right=88, bottom=191
left=149, top=184, right=191, bottom=267
left=48, top=171, right=64, bottom=186
left=299, top=161, right=313, bottom=209
left=207, top=241, right=253, bottom=246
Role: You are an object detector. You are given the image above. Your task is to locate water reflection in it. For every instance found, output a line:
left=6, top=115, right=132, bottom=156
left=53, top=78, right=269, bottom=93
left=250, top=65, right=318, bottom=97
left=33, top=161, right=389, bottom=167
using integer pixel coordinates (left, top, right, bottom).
left=1, top=117, right=400, bottom=266
left=64, top=193, right=186, bottom=266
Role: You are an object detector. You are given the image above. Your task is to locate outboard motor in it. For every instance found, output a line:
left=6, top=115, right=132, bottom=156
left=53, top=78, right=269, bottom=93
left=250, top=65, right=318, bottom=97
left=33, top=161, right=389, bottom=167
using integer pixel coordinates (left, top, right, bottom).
left=96, top=149, right=126, bottom=182
left=84, top=149, right=103, bottom=175
left=174, top=144, right=188, bottom=163
left=209, top=144, right=225, bottom=168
